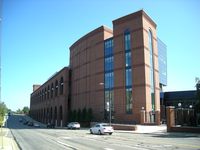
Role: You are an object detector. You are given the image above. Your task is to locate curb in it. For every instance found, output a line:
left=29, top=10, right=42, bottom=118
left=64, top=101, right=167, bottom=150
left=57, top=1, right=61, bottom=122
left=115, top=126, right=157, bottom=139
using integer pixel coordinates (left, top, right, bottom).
left=8, top=125, right=22, bottom=150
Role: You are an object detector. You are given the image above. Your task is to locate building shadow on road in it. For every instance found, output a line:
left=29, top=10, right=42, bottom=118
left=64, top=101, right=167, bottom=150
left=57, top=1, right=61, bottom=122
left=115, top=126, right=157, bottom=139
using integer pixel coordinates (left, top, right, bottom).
left=149, top=132, right=200, bottom=138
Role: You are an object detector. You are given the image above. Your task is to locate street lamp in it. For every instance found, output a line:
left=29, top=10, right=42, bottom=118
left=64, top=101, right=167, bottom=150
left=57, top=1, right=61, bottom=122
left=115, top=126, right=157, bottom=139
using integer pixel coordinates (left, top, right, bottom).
left=99, top=82, right=112, bottom=125
left=178, top=103, right=182, bottom=108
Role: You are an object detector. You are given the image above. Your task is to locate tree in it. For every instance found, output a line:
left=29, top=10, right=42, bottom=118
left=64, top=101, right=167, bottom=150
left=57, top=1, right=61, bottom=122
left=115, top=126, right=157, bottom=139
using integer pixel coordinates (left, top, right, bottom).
left=22, top=106, right=30, bottom=114
left=72, top=110, right=77, bottom=121
left=0, top=102, right=8, bottom=126
left=77, top=109, right=81, bottom=122
left=82, top=107, right=87, bottom=122
left=16, top=108, right=22, bottom=114
left=195, top=78, right=200, bottom=113
left=88, top=108, right=93, bottom=122
left=68, top=110, right=73, bottom=122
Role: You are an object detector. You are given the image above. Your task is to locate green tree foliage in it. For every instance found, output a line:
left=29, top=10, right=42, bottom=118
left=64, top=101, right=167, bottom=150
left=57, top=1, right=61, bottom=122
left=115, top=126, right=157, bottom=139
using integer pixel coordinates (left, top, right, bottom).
left=68, top=108, right=93, bottom=123
left=196, top=81, right=200, bottom=113
left=82, top=107, right=87, bottom=122
left=72, top=110, right=77, bottom=121
left=0, top=102, right=8, bottom=126
left=77, top=109, right=81, bottom=121
left=88, top=108, right=93, bottom=122
left=22, top=106, right=30, bottom=114
left=68, top=110, right=73, bottom=122
left=16, top=108, right=23, bottom=114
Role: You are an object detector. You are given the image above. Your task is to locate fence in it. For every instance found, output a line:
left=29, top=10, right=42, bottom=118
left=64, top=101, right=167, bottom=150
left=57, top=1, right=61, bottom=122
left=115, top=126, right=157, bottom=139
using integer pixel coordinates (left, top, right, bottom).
left=175, top=107, right=197, bottom=126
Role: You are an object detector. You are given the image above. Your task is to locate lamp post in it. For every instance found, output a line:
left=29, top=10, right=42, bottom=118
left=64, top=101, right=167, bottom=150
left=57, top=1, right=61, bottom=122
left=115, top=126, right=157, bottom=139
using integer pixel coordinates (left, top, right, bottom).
left=177, top=102, right=182, bottom=125
left=99, top=82, right=111, bottom=125
left=109, top=93, right=111, bottom=126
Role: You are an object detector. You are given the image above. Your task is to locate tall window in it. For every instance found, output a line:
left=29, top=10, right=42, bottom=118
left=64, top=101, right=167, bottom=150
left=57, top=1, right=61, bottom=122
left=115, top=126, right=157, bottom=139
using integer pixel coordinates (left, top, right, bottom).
left=45, top=88, right=47, bottom=100
left=55, top=80, right=58, bottom=97
left=104, top=38, right=114, bottom=120
left=47, top=85, right=50, bottom=99
left=51, top=83, right=54, bottom=98
left=148, top=29, right=155, bottom=110
left=125, top=69, right=132, bottom=87
left=60, top=77, right=64, bottom=95
left=126, top=88, right=132, bottom=113
left=124, top=30, right=133, bottom=113
left=42, top=90, right=44, bottom=101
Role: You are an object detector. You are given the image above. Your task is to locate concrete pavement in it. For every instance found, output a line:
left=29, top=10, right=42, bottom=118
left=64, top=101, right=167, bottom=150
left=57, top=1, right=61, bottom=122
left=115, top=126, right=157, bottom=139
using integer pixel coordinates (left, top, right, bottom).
left=0, top=127, right=19, bottom=150
left=134, top=124, right=167, bottom=133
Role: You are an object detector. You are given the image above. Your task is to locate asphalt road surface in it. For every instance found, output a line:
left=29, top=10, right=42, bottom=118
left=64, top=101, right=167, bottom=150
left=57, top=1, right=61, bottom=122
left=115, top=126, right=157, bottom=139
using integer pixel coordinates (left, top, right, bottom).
left=7, top=114, right=200, bottom=150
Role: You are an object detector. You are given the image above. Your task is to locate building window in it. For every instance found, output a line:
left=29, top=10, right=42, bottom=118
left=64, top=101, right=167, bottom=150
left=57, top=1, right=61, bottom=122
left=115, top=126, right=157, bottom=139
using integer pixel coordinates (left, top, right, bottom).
left=104, top=38, right=114, bottom=120
left=39, top=91, right=41, bottom=101
left=104, top=38, right=113, bottom=57
left=126, top=88, right=132, bottom=113
left=124, top=30, right=133, bottom=114
left=125, top=52, right=131, bottom=67
left=105, top=57, right=113, bottom=72
left=60, top=77, right=64, bottom=95
left=51, top=83, right=54, bottom=98
left=47, top=85, right=50, bottom=99
left=42, top=90, right=44, bottom=101
left=59, top=106, right=63, bottom=120
left=105, top=72, right=114, bottom=90
left=125, top=30, right=131, bottom=51
left=45, top=88, right=47, bottom=100
left=55, top=80, right=58, bottom=97
left=125, top=69, right=132, bottom=87
left=148, top=29, right=155, bottom=110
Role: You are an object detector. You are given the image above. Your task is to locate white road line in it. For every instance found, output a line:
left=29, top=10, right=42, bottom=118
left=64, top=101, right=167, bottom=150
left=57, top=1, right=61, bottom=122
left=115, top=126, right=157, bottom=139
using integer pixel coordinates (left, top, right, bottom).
left=56, top=140, right=78, bottom=150
left=104, top=148, right=115, bottom=150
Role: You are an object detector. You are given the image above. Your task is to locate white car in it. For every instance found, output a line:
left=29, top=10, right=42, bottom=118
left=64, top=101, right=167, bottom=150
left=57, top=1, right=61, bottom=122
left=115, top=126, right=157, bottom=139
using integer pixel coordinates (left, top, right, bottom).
left=90, top=123, right=114, bottom=135
left=67, top=122, right=80, bottom=129
left=33, top=122, right=40, bottom=128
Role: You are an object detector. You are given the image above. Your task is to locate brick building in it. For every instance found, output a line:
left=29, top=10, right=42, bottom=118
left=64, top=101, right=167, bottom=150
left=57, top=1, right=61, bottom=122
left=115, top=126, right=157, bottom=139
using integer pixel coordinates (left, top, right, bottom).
left=30, top=67, right=69, bottom=126
left=30, top=10, right=167, bottom=126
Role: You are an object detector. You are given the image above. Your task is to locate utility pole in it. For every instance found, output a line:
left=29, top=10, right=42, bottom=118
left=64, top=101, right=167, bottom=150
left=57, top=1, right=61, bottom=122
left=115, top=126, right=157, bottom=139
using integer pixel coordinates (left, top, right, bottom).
left=0, top=0, right=2, bottom=103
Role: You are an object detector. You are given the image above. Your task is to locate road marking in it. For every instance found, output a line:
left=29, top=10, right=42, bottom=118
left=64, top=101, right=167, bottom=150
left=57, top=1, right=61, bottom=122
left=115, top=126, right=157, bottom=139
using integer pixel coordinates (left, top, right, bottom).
left=163, top=145, right=172, bottom=147
left=104, top=148, right=115, bottom=150
left=56, top=140, right=78, bottom=150
left=62, top=137, right=71, bottom=139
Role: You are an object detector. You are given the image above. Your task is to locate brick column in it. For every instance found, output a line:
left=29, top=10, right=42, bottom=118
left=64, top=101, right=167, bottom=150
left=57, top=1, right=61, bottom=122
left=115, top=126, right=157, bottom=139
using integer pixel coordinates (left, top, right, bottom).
left=166, top=106, right=175, bottom=132
left=155, top=111, right=161, bottom=125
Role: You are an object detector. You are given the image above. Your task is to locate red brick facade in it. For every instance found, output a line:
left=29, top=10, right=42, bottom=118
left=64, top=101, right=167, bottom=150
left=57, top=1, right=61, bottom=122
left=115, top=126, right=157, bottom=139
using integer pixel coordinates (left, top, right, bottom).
left=30, top=10, right=160, bottom=125
left=30, top=67, right=69, bottom=126
left=70, top=10, right=160, bottom=124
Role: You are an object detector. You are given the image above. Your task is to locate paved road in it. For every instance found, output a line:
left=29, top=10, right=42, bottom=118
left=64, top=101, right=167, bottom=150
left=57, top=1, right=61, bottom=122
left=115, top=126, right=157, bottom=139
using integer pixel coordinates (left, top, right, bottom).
left=8, top=114, right=200, bottom=150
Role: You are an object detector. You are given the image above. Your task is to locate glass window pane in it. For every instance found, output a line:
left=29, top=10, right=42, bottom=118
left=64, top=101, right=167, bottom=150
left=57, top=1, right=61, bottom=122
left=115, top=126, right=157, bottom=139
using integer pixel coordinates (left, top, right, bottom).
left=126, top=69, right=132, bottom=87
left=148, top=30, right=155, bottom=110
left=126, top=88, right=132, bottom=113
left=104, top=39, right=113, bottom=57
left=125, top=33, right=131, bottom=51
left=125, top=52, right=131, bottom=67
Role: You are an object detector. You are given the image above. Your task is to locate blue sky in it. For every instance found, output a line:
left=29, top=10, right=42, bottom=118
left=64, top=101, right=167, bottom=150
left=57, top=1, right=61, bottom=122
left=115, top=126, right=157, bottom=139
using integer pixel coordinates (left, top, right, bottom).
left=1, top=0, right=200, bottom=111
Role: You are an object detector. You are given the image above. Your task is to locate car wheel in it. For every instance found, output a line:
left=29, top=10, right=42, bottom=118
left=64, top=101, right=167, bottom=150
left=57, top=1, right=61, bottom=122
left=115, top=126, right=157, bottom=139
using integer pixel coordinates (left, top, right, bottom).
left=98, top=130, right=102, bottom=135
left=90, top=129, right=93, bottom=134
left=109, top=133, right=112, bottom=135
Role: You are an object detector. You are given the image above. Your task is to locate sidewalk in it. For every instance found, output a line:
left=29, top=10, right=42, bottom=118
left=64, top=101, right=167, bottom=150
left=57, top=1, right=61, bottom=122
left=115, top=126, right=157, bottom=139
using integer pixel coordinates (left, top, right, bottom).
left=115, top=124, right=167, bottom=134
left=0, top=128, right=19, bottom=150
left=134, top=124, right=167, bottom=133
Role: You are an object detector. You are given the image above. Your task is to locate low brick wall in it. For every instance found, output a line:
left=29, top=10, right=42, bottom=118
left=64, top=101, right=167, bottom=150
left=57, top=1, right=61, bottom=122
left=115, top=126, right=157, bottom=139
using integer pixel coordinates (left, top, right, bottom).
left=90, top=122, right=137, bottom=131
left=112, top=124, right=137, bottom=131
left=169, top=126, right=200, bottom=133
